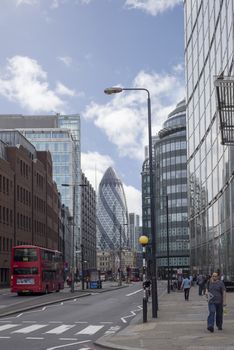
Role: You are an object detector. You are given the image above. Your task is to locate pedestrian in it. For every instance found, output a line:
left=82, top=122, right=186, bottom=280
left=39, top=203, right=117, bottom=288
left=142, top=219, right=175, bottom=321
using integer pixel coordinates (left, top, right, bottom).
left=181, top=273, right=191, bottom=301
left=197, top=273, right=205, bottom=295
left=206, top=271, right=227, bottom=333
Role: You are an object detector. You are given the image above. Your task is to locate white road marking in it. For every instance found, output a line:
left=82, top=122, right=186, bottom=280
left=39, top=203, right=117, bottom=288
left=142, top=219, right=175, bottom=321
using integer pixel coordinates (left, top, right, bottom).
left=104, top=325, right=121, bottom=335
left=46, top=325, right=75, bottom=334
left=49, top=321, right=63, bottom=324
left=23, top=321, right=37, bottom=323
left=0, top=324, right=19, bottom=331
left=0, top=336, right=11, bottom=338
left=42, top=307, right=46, bottom=310
left=121, top=310, right=137, bottom=323
left=46, top=340, right=90, bottom=350
left=12, top=324, right=47, bottom=333
left=59, top=338, right=78, bottom=341
left=16, top=313, right=23, bottom=318
left=75, top=321, right=88, bottom=324
left=26, top=337, right=44, bottom=339
left=76, top=325, right=104, bottom=335
left=126, top=289, right=142, bottom=296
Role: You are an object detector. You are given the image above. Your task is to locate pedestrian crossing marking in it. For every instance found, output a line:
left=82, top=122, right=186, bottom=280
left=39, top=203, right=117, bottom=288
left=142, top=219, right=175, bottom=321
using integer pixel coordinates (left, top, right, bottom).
left=12, top=324, right=47, bottom=333
left=0, top=322, right=115, bottom=337
left=46, top=325, right=75, bottom=334
left=26, top=337, right=44, bottom=339
left=0, top=324, right=19, bottom=331
left=76, top=325, right=104, bottom=335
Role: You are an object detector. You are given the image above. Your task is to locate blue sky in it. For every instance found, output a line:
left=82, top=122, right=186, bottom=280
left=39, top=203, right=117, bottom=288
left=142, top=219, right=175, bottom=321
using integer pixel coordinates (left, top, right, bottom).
left=0, top=0, right=185, bottom=217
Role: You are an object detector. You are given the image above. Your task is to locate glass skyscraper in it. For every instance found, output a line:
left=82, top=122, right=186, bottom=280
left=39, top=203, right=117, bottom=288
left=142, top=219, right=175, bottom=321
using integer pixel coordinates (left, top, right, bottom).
left=97, top=167, right=128, bottom=251
left=185, top=1, right=234, bottom=280
left=154, top=100, right=189, bottom=277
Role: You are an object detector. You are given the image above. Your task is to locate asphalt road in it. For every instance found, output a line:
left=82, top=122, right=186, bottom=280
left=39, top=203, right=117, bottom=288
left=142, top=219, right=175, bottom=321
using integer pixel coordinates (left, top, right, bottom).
left=0, top=282, right=145, bottom=350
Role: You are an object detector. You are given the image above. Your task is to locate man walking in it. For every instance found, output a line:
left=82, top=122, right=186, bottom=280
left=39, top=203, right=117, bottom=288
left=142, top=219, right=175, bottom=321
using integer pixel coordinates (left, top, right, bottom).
left=181, top=274, right=191, bottom=301
left=206, top=271, right=226, bottom=333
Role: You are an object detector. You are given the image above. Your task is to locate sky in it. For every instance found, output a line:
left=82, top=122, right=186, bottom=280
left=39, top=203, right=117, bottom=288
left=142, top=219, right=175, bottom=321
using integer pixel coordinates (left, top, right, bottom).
left=0, top=0, right=185, bottom=218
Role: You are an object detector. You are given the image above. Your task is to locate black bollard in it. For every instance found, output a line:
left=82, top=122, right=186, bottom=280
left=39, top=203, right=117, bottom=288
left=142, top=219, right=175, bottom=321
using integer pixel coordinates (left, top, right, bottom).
left=143, top=296, right=147, bottom=323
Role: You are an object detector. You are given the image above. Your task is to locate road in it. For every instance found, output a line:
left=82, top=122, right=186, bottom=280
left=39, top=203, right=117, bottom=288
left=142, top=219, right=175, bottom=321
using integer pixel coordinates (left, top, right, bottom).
left=0, top=281, right=166, bottom=350
left=0, top=282, right=144, bottom=350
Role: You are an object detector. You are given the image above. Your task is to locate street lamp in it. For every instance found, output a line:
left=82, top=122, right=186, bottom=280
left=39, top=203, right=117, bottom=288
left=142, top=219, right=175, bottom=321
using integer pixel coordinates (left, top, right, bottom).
left=104, top=86, right=158, bottom=318
left=80, top=244, right=85, bottom=290
left=139, top=235, right=149, bottom=323
left=119, top=223, right=128, bottom=286
left=61, top=183, right=87, bottom=293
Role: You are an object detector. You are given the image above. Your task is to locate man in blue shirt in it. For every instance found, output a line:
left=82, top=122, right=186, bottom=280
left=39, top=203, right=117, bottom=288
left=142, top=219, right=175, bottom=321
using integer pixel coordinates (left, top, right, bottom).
left=181, top=274, right=191, bottom=301
left=205, top=271, right=226, bottom=333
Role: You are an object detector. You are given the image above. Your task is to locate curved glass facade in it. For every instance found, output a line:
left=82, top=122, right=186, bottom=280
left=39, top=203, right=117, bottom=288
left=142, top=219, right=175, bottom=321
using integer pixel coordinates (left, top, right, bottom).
left=185, top=1, right=234, bottom=279
left=97, top=167, right=128, bottom=251
left=154, top=100, right=189, bottom=277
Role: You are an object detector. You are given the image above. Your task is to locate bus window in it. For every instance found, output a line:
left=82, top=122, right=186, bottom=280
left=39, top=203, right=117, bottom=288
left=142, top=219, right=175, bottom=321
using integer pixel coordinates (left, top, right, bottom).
left=14, top=248, right=37, bottom=262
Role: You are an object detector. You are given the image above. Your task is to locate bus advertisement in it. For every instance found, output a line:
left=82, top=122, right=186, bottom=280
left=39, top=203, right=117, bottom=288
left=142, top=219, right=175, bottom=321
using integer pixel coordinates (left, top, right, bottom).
left=11, top=245, right=64, bottom=295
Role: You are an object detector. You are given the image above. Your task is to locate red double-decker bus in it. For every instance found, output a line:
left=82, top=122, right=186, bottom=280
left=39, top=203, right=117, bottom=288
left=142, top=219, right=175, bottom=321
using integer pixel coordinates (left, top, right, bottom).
left=11, top=245, right=64, bottom=295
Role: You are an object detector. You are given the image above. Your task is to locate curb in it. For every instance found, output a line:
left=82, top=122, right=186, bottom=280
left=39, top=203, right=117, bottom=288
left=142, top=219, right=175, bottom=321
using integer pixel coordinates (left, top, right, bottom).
left=94, top=337, right=143, bottom=350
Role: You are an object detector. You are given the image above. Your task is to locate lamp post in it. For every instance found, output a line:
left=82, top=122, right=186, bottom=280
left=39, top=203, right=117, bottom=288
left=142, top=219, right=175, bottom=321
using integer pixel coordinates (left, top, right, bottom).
left=119, top=223, right=128, bottom=286
left=139, top=235, right=149, bottom=323
left=81, top=244, right=85, bottom=290
left=61, top=183, right=87, bottom=293
left=104, top=86, right=158, bottom=318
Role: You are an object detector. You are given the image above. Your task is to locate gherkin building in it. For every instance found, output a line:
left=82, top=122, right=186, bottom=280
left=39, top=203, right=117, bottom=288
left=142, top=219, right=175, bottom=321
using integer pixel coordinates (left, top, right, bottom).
left=97, top=167, right=128, bottom=251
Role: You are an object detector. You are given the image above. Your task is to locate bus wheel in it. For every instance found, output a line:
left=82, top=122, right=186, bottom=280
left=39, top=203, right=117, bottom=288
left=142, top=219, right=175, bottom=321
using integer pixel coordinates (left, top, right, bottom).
left=17, top=292, right=23, bottom=296
left=56, top=285, right=60, bottom=292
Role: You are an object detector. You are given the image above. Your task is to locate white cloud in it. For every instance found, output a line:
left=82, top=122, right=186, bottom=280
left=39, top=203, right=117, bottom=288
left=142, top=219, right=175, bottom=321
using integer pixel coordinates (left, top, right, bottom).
left=124, top=0, right=182, bottom=15
left=16, top=0, right=38, bottom=5
left=123, top=184, right=141, bottom=216
left=0, top=56, right=73, bottom=113
left=57, top=56, right=73, bottom=67
left=81, top=151, right=141, bottom=216
left=74, top=0, right=93, bottom=4
left=56, top=82, right=75, bottom=96
left=172, top=62, right=184, bottom=73
left=81, top=151, right=115, bottom=190
left=84, top=69, right=185, bottom=161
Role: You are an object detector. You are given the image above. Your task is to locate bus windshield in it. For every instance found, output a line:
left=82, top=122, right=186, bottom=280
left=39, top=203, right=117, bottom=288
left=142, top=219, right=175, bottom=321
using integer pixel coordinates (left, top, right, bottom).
left=14, top=248, right=38, bottom=262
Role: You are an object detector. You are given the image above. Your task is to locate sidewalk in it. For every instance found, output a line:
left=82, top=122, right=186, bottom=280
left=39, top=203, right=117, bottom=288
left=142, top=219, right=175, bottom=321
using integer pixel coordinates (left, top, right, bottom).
left=96, top=285, right=234, bottom=350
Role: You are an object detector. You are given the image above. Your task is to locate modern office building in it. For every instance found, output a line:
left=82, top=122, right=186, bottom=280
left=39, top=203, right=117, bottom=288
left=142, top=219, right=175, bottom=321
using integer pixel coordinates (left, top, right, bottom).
left=184, top=1, right=234, bottom=280
left=0, top=114, right=81, bottom=266
left=128, top=213, right=140, bottom=251
left=97, top=167, right=128, bottom=252
left=154, top=100, right=189, bottom=278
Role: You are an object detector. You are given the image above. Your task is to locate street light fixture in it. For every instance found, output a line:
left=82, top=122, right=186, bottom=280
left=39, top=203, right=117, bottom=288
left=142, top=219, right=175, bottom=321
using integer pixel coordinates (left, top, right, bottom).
left=104, top=86, right=158, bottom=318
left=61, top=183, right=87, bottom=293
left=119, top=223, right=128, bottom=286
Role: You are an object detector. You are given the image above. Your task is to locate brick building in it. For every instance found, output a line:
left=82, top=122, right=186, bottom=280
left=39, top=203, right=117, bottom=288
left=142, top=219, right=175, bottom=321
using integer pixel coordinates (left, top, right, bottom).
left=0, top=131, right=60, bottom=287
